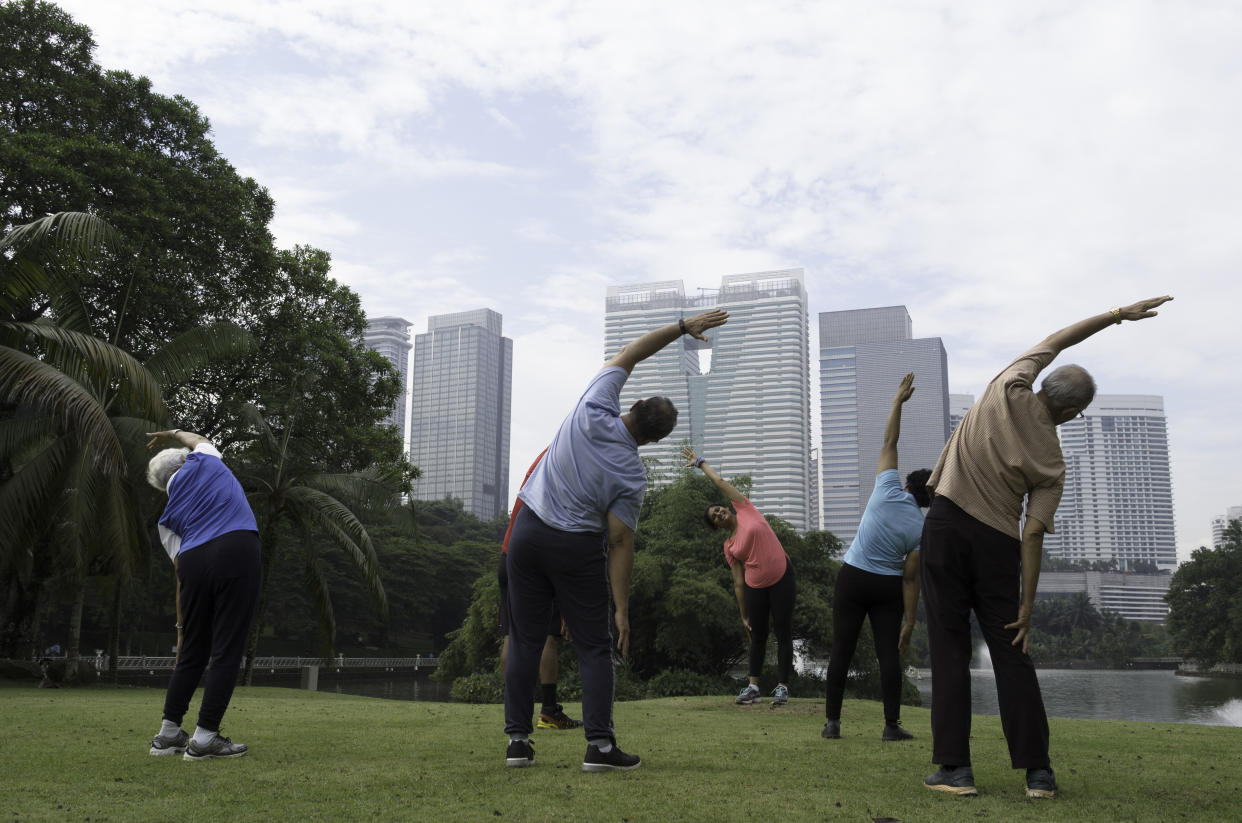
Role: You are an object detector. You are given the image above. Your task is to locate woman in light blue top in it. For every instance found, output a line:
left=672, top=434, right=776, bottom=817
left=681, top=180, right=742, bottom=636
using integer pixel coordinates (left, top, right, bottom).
left=822, top=373, right=930, bottom=742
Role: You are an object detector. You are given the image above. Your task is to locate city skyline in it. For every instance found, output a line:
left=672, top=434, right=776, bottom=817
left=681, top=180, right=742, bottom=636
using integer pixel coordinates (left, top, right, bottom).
left=63, top=1, right=1242, bottom=559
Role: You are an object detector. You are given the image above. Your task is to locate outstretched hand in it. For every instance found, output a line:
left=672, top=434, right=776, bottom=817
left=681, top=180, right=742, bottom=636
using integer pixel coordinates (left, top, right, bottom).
left=145, top=430, right=178, bottom=450
left=681, top=444, right=698, bottom=467
left=682, top=309, right=729, bottom=341
left=894, top=372, right=915, bottom=404
left=1119, top=295, right=1173, bottom=321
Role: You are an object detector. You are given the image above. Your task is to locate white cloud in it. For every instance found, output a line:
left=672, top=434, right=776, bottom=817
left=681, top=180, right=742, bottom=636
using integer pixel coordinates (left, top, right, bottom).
left=52, top=0, right=1242, bottom=550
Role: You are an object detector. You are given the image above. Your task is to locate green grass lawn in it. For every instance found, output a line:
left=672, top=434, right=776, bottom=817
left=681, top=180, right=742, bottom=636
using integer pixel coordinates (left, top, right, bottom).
left=1, top=681, right=1238, bottom=822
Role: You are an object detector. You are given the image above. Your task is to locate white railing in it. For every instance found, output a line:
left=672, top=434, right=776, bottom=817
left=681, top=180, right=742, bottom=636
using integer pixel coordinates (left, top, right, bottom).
left=104, top=655, right=439, bottom=671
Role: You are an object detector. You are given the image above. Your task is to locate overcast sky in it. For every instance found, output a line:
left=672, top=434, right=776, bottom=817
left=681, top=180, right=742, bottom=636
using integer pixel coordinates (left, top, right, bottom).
left=57, top=0, right=1241, bottom=558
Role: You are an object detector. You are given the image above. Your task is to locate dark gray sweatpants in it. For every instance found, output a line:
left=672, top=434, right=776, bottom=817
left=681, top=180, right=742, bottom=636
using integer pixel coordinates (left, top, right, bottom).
left=503, top=505, right=615, bottom=743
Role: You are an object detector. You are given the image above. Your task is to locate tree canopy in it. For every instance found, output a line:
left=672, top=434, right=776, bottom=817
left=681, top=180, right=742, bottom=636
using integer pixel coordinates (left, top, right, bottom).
left=1166, top=520, right=1242, bottom=668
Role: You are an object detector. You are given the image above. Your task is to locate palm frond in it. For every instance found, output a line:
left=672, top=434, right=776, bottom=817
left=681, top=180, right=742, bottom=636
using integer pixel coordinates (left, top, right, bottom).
left=302, top=468, right=405, bottom=515
left=144, top=321, right=255, bottom=387
left=301, top=553, right=337, bottom=659
left=4, top=320, right=164, bottom=419
left=0, top=347, right=125, bottom=473
left=0, top=415, right=58, bottom=463
left=97, top=475, right=145, bottom=580
left=0, top=436, right=73, bottom=564
left=284, top=485, right=388, bottom=619
left=0, top=212, right=117, bottom=258
left=0, top=257, right=51, bottom=319
left=235, top=403, right=281, bottom=457
left=53, top=444, right=106, bottom=580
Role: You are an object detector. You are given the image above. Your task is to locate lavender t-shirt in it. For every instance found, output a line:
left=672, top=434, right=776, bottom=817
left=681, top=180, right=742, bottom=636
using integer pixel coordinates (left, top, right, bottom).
left=518, top=366, right=647, bottom=533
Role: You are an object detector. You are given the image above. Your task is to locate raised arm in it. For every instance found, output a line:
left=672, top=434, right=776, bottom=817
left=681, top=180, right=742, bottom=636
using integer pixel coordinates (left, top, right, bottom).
left=606, top=309, right=729, bottom=375
left=1040, top=296, right=1173, bottom=358
left=146, top=429, right=210, bottom=450
left=682, top=445, right=745, bottom=503
left=877, top=372, right=915, bottom=474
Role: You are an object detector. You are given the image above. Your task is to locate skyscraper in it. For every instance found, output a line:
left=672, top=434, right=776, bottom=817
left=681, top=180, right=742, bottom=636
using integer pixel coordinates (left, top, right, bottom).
left=1211, top=506, right=1242, bottom=548
left=409, top=309, right=512, bottom=521
left=1043, top=395, right=1176, bottom=570
left=604, top=270, right=811, bottom=530
left=363, top=316, right=413, bottom=442
left=819, top=306, right=950, bottom=545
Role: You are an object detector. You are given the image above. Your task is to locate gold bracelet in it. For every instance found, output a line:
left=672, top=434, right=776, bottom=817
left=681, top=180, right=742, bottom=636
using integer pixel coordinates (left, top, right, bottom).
left=1109, top=307, right=1122, bottom=324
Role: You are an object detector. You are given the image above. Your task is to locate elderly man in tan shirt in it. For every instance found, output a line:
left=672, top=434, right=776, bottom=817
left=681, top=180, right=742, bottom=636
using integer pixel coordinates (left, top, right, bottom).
left=920, top=296, right=1172, bottom=800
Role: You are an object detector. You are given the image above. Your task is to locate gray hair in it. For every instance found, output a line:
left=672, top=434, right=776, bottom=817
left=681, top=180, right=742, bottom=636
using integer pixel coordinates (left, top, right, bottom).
left=1041, top=364, right=1096, bottom=414
left=146, top=448, right=190, bottom=493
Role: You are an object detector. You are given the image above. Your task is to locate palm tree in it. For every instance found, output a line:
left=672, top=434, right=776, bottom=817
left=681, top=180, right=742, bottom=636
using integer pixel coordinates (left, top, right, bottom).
left=232, top=398, right=406, bottom=684
left=0, top=212, right=250, bottom=675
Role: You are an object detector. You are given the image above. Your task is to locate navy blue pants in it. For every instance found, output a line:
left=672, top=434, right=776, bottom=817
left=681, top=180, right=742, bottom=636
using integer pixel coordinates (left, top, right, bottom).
left=162, top=530, right=262, bottom=732
left=503, top=506, right=615, bottom=742
left=825, top=562, right=905, bottom=723
left=921, top=497, right=1050, bottom=769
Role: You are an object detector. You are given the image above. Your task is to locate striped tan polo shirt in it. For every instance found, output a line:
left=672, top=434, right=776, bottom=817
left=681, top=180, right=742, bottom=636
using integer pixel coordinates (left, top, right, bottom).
left=928, top=344, right=1065, bottom=540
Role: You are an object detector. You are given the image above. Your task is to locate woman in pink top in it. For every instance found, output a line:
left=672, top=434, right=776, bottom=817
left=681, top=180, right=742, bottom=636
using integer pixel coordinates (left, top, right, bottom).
left=684, top=446, right=797, bottom=706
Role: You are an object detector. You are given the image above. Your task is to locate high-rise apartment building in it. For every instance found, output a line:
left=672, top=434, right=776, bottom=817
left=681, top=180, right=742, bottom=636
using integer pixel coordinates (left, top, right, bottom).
left=819, top=306, right=950, bottom=545
left=948, top=393, right=975, bottom=436
left=1043, top=395, right=1176, bottom=570
left=409, top=309, right=512, bottom=520
left=1210, top=506, right=1241, bottom=548
left=363, top=317, right=413, bottom=442
left=604, top=271, right=811, bottom=530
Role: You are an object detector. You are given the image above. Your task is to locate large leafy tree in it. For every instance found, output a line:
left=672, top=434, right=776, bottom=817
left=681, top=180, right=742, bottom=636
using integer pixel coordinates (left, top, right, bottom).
left=1, top=0, right=279, bottom=359
left=1166, top=520, right=1242, bottom=668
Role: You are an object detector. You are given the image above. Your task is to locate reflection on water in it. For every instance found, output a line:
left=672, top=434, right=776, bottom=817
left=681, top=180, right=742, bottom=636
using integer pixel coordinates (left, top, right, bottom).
left=914, top=668, right=1242, bottom=726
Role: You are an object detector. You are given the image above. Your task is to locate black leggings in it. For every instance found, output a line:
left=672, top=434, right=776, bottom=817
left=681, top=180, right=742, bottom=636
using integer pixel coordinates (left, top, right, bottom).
left=163, top=530, right=262, bottom=732
left=825, top=562, right=904, bottom=723
left=743, top=558, right=796, bottom=683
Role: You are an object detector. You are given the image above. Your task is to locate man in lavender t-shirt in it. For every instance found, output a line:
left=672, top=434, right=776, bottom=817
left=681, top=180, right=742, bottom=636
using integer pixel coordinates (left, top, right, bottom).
left=503, top=308, right=728, bottom=773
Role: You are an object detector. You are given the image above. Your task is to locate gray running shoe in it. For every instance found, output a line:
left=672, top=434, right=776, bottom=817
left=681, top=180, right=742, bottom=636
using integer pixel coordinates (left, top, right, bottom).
left=149, top=728, right=189, bottom=756
left=924, top=765, right=977, bottom=796
left=183, top=734, right=248, bottom=761
left=771, top=685, right=789, bottom=705
left=1026, top=767, right=1057, bottom=799
left=582, top=744, right=641, bottom=772
left=821, top=719, right=841, bottom=739
left=735, top=684, right=761, bottom=705
left=505, top=738, right=534, bottom=768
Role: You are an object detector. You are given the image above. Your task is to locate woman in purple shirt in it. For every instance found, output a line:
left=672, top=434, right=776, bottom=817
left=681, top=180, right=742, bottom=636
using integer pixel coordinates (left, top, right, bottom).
left=144, top=429, right=261, bottom=761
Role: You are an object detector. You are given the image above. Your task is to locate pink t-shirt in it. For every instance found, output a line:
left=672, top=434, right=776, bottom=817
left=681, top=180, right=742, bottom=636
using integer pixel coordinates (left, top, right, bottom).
left=723, top=499, right=788, bottom=589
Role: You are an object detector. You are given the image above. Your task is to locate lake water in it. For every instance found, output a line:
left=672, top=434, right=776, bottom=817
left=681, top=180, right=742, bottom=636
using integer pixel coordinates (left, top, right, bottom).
left=913, top=668, right=1242, bottom=727
left=320, top=668, right=1242, bottom=727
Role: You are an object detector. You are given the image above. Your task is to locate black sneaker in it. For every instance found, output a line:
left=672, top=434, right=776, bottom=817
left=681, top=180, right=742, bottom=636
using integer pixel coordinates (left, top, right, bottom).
left=582, top=744, right=641, bottom=772
left=183, top=734, right=247, bottom=760
left=149, top=728, right=189, bottom=756
left=821, top=719, right=841, bottom=739
left=882, top=721, right=914, bottom=741
left=1026, top=767, right=1057, bottom=799
left=924, top=765, right=977, bottom=796
left=505, top=738, right=534, bottom=768
left=537, top=704, right=583, bottom=729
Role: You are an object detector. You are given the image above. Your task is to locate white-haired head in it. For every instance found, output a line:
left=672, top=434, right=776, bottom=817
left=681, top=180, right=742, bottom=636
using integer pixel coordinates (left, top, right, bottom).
left=146, top=447, right=190, bottom=493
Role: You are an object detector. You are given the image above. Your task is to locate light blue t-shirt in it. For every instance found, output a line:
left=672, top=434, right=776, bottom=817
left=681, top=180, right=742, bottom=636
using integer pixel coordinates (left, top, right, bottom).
left=158, top=444, right=259, bottom=556
left=518, top=366, right=647, bottom=533
left=842, top=469, right=924, bottom=576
